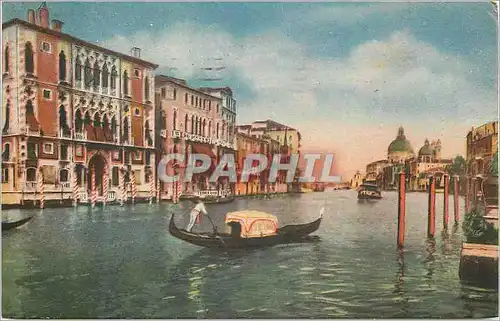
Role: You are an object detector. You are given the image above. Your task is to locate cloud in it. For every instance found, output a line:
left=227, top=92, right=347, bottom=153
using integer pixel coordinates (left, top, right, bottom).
left=102, top=21, right=496, bottom=179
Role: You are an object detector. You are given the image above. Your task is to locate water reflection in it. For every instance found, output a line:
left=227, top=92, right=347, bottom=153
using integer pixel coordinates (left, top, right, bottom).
left=424, top=238, right=436, bottom=279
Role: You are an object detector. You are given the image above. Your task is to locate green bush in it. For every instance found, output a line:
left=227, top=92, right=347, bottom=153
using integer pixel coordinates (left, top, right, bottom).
left=462, top=208, right=498, bottom=245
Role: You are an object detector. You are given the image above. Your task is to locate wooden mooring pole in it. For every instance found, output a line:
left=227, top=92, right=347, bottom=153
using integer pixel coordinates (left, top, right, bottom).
left=427, top=175, right=436, bottom=238
left=397, top=171, right=406, bottom=248
left=443, top=174, right=449, bottom=230
left=453, top=175, right=460, bottom=224
left=465, top=177, right=470, bottom=214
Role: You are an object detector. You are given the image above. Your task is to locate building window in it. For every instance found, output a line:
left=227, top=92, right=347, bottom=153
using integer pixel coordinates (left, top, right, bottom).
left=84, top=58, right=92, bottom=88
left=26, top=168, right=36, bottom=182
left=134, top=170, right=141, bottom=184
left=134, top=69, right=140, bottom=79
left=75, top=59, right=82, bottom=82
left=195, top=97, right=198, bottom=107
left=144, top=76, right=150, bottom=101
left=2, top=168, right=8, bottom=183
left=59, top=169, right=69, bottom=182
left=2, top=143, right=10, bottom=161
left=185, top=93, right=188, bottom=104
left=43, top=89, right=52, bottom=100
left=184, top=114, right=188, bottom=132
left=146, top=151, right=151, bottom=166
left=93, top=61, right=100, bottom=89
left=4, top=46, right=9, bottom=73
left=134, top=151, right=142, bottom=160
left=41, top=41, right=51, bottom=53
left=58, top=51, right=66, bottom=82
left=60, top=144, right=68, bottom=160
left=191, top=115, right=194, bottom=133
left=173, top=88, right=177, bottom=100
left=112, top=167, right=119, bottom=186
left=161, top=87, right=166, bottom=98
left=111, top=66, right=117, bottom=90
left=191, top=95, right=194, bottom=106
left=43, top=142, right=54, bottom=154
left=123, top=70, right=129, bottom=96
left=25, top=42, right=34, bottom=73
left=173, top=110, right=177, bottom=130
left=216, top=104, right=219, bottom=114
left=208, top=101, right=211, bottom=111
left=102, top=64, right=109, bottom=89
left=134, top=108, right=140, bottom=117
left=3, top=99, right=10, bottom=134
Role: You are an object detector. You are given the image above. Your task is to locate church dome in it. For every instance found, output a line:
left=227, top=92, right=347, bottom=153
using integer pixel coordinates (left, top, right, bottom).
left=418, top=139, right=434, bottom=157
left=388, top=126, right=414, bottom=154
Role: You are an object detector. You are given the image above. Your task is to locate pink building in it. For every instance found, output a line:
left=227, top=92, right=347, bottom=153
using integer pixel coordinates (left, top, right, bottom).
left=155, top=75, right=235, bottom=198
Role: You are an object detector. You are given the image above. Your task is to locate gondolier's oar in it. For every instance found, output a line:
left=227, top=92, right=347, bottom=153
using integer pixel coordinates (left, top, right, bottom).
left=205, top=214, right=227, bottom=248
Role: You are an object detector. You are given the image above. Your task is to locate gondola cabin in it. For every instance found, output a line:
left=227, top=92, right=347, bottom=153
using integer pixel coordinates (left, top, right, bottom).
left=224, top=211, right=278, bottom=238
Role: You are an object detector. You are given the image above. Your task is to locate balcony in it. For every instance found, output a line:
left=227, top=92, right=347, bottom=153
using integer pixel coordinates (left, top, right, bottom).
left=75, top=131, right=87, bottom=140
left=26, top=127, right=41, bottom=136
left=59, top=129, right=71, bottom=139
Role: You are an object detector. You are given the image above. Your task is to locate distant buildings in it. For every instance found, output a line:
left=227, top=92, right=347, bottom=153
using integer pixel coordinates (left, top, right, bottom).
left=350, top=171, right=365, bottom=189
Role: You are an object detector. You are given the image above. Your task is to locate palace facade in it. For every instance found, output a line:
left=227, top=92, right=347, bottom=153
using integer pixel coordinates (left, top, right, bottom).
left=1, top=4, right=158, bottom=206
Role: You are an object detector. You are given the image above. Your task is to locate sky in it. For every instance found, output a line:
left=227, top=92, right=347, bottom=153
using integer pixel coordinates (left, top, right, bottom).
left=3, top=1, right=498, bottom=179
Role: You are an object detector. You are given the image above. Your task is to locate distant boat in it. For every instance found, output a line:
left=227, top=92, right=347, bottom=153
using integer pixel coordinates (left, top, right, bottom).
left=357, top=183, right=382, bottom=200
left=2, top=216, right=34, bottom=231
left=313, top=185, right=325, bottom=192
left=202, top=195, right=235, bottom=204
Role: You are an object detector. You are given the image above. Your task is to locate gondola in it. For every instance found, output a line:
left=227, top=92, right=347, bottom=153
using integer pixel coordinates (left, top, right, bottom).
left=202, top=196, right=236, bottom=204
left=168, top=208, right=324, bottom=249
left=2, top=216, right=34, bottom=231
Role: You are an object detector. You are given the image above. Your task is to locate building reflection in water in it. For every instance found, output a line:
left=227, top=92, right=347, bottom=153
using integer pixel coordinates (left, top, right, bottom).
left=424, top=238, right=436, bottom=279
left=394, top=248, right=409, bottom=316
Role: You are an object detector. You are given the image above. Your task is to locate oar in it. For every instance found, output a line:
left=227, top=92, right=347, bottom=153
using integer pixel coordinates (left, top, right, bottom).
left=205, top=214, right=228, bottom=248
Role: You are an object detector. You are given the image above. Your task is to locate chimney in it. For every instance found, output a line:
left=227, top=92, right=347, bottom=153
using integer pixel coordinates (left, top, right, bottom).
left=27, top=9, right=36, bottom=24
left=51, top=19, right=63, bottom=32
left=37, top=2, right=50, bottom=28
left=130, top=47, right=141, bottom=58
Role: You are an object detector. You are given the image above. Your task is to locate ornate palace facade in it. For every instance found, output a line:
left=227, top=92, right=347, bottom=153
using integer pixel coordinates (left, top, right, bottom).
left=2, top=4, right=158, bottom=206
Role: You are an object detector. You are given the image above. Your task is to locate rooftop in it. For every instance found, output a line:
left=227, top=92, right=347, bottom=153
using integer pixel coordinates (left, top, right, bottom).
left=2, top=18, right=158, bottom=69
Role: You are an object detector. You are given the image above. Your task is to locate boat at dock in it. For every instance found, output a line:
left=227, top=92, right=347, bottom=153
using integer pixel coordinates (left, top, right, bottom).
left=2, top=216, right=34, bottom=231
left=202, top=195, right=236, bottom=204
left=168, top=208, right=324, bottom=249
left=357, top=182, right=382, bottom=200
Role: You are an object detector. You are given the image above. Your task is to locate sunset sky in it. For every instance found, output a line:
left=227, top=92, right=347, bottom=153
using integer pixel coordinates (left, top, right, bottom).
left=4, top=1, right=497, bottom=179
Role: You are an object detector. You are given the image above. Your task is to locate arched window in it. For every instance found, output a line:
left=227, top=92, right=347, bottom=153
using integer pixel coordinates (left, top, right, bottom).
left=208, top=121, right=211, bottom=137
left=191, top=115, right=194, bottom=133
left=144, top=76, right=150, bottom=101
left=26, top=100, right=34, bottom=115
left=3, top=100, right=10, bottom=134
left=26, top=168, right=37, bottom=182
left=59, top=169, right=69, bottom=182
left=58, top=51, right=66, bottom=82
left=184, top=114, right=188, bottom=132
left=111, top=116, right=117, bottom=138
left=110, top=66, right=117, bottom=90
left=202, top=119, right=206, bottom=136
left=25, top=42, right=34, bottom=73
left=173, top=110, right=177, bottom=130
left=93, top=113, right=101, bottom=127
left=59, top=105, right=69, bottom=135
left=102, top=64, right=109, bottom=88
left=122, top=117, right=129, bottom=141
left=173, top=88, right=177, bottom=100
left=216, top=123, right=219, bottom=139
left=4, top=46, right=9, bottom=73
left=75, top=110, right=83, bottom=132
left=84, top=58, right=92, bottom=88
left=145, top=120, right=151, bottom=139
left=75, top=58, right=82, bottom=81
left=185, top=93, right=188, bottom=103
left=123, top=70, right=129, bottom=96
left=93, top=61, right=100, bottom=88
left=191, top=95, right=194, bottom=106
left=2, top=143, right=10, bottom=162
left=102, top=114, right=109, bottom=130
left=195, top=117, right=199, bottom=135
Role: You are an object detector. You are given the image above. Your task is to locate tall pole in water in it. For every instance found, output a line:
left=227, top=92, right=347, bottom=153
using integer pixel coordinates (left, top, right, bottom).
left=427, top=175, right=436, bottom=238
left=443, top=174, right=449, bottom=230
left=453, top=175, right=460, bottom=224
left=397, top=171, right=406, bottom=248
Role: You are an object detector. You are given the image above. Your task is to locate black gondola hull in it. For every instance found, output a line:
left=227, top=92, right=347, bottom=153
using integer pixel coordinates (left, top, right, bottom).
left=2, top=216, right=34, bottom=231
left=168, top=214, right=322, bottom=249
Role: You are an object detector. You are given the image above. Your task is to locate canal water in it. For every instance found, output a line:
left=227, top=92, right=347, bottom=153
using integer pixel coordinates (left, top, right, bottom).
left=2, top=191, right=498, bottom=318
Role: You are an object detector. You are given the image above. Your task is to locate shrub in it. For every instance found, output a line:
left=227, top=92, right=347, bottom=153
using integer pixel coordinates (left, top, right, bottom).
left=462, top=208, right=498, bottom=245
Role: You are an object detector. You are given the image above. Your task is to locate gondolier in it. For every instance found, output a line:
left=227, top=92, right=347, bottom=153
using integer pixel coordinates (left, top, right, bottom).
left=185, top=198, right=208, bottom=232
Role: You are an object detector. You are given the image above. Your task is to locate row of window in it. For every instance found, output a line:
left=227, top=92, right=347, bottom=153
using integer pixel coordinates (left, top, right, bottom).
left=159, top=86, right=220, bottom=114
left=170, top=110, right=232, bottom=139
left=5, top=42, right=151, bottom=101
